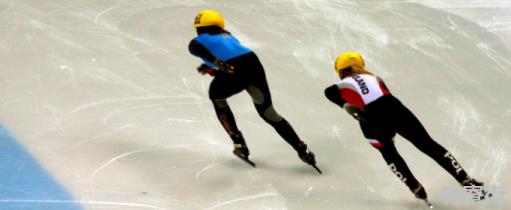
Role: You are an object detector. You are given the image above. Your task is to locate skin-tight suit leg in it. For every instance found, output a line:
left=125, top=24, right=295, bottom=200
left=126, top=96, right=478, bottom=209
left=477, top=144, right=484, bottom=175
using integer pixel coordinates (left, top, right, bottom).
left=393, top=103, right=470, bottom=184
left=208, top=74, right=246, bottom=144
left=245, top=67, right=304, bottom=152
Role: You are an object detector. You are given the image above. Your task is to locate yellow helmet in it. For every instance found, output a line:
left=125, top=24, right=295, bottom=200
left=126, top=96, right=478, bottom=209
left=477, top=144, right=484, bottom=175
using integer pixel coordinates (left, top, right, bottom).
left=193, top=10, right=225, bottom=29
left=334, top=51, right=365, bottom=74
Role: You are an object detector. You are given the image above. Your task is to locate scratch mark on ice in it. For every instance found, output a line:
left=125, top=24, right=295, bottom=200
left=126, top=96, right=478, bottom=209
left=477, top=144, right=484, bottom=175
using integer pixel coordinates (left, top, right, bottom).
left=304, top=186, right=313, bottom=196
left=73, top=124, right=133, bottom=147
left=195, top=161, right=223, bottom=183
left=0, top=199, right=169, bottom=210
left=331, top=126, right=348, bottom=152
left=167, top=118, right=195, bottom=123
left=94, top=5, right=120, bottom=25
left=90, top=145, right=190, bottom=179
left=204, top=192, right=278, bottom=210
left=71, top=95, right=195, bottom=114
left=1, top=97, right=25, bottom=106
left=182, top=78, right=216, bottom=147
left=90, top=142, right=220, bottom=179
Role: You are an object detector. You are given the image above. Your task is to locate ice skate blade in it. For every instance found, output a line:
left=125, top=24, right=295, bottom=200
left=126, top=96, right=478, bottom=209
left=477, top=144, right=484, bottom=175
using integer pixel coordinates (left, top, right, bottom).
left=233, top=151, right=256, bottom=168
left=423, top=199, right=434, bottom=209
left=312, top=164, right=322, bottom=174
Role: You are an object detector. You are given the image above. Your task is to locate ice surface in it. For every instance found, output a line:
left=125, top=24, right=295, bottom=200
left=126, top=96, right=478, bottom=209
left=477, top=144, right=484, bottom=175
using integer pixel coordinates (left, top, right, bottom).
left=0, top=0, right=510, bottom=209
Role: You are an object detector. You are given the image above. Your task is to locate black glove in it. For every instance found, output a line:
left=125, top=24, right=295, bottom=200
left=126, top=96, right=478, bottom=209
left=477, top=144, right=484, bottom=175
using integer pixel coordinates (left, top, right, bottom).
left=213, top=59, right=235, bottom=74
left=343, top=103, right=365, bottom=121
left=197, top=64, right=216, bottom=76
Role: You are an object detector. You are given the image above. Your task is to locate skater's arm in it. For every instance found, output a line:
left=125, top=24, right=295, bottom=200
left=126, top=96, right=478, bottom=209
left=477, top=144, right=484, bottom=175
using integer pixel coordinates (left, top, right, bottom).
left=376, top=76, right=391, bottom=94
left=188, top=40, right=216, bottom=64
left=189, top=40, right=222, bottom=76
left=325, top=85, right=364, bottom=120
left=188, top=40, right=235, bottom=74
left=324, top=85, right=346, bottom=108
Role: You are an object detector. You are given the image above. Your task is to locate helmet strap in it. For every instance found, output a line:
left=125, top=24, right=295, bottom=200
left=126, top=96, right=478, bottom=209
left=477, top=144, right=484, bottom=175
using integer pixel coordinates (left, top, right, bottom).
left=196, top=26, right=229, bottom=35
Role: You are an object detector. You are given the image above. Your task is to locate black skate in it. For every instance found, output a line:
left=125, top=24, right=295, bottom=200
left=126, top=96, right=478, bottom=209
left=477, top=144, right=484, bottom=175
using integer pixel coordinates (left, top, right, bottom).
left=462, top=178, right=493, bottom=201
left=232, top=143, right=255, bottom=168
left=229, top=132, right=255, bottom=168
left=297, top=143, right=321, bottom=174
left=413, top=185, right=433, bottom=208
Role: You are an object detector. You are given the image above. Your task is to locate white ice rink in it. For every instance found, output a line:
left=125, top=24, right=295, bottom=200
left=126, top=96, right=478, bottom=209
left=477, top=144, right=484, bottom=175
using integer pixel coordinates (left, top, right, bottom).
left=0, top=0, right=510, bottom=209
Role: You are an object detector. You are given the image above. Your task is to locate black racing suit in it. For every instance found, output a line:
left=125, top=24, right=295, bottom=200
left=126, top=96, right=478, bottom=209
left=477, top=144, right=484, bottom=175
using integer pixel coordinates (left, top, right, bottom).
left=189, top=37, right=306, bottom=153
left=325, top=83, right=471, bottom=195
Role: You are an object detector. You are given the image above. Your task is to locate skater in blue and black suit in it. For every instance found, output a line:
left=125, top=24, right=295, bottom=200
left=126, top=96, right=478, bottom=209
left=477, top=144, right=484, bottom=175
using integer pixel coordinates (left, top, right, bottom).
left=188, top=10, right=316, bottom=167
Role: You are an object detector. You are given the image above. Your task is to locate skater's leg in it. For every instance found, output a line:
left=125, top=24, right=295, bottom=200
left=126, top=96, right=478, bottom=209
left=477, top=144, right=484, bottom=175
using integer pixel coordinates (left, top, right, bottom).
left=395, top=108, right=490, bottom=200
left=358, top=116, right=426, bottom=199
left=209, top=76, right=246, bottom=146
left=395, top=105, right=470, bottom=184
left=246, top=83, right=302, bottom=152
left=371, top=138, right=426, bottom=198
left=246, top=83, right=316, bottom=163
left=243, top=60, right=315, bottom=165
left=211, top=99, right=244, bottom=139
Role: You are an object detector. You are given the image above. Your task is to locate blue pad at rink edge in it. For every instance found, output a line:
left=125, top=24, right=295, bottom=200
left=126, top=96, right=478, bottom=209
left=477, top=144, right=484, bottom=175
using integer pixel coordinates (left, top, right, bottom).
left=0, top=124, right=82, bottom=210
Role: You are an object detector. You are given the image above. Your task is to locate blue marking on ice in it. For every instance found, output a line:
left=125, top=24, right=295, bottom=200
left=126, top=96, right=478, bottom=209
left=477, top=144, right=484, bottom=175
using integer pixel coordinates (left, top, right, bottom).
left=0, top=124, right=82, bottom=210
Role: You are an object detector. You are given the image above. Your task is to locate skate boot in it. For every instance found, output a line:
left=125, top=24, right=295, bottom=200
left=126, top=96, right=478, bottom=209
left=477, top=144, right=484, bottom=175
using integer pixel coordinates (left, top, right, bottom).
left=461, top=177, right=492, bottom=201
left=296, top=141, right=315, bottom=164
left=296, top=141, right=321, bottom=174
left=299, top=147, right=316, bottom=165
left=413, top=185, right=433, bottom=208
left=230, top=132, right=248, bottom=156
left=413, top=185, right=428, bottom=200
left=233, top=143, right=249, bottom=159
left=230, top=132, right=255, bottom=167
left=461, top=177, right=484, bottom=187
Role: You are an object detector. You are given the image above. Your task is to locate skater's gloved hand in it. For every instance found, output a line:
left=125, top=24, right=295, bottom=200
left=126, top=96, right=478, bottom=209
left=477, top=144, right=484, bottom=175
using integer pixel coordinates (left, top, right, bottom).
left=197, top=64, right=216, bottom=76
left=343, top=103, right=364, bottom=121
left=213, top=59, right=235, bottom=74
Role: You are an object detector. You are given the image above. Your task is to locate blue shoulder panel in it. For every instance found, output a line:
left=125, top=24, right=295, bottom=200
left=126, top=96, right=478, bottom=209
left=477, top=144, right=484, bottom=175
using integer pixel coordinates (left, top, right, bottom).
left=193, top=33, right=252, bottom=64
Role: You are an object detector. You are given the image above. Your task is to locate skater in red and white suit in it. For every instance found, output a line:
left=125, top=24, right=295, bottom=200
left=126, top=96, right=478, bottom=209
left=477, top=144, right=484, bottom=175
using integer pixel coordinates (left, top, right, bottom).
left=324, top=52, right=487, bottom=202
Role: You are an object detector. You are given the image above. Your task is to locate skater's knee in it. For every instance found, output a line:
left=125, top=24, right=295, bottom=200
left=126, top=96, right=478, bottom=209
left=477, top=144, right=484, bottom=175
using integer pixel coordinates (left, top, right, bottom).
left=246, top=85, right=265, bottom=105
left=258, top=105, right=283, bottom=122
left=208, top=88, right=217, bottom=101
left=412, top=137, right=443, bottom=153
left=211, top=98, right=229, bottom=108
left=208, top=87, right=227, bottom=103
